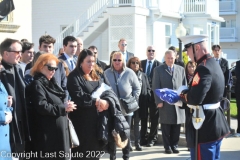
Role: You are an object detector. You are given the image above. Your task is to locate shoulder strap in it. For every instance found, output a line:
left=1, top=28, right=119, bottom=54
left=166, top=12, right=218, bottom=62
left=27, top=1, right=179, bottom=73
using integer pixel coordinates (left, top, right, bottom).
left=113, top=71, right=121, bottom=98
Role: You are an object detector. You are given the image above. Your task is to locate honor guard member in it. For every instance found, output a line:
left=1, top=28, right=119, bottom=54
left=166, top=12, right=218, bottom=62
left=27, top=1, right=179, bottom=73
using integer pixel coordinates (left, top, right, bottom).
left=179, top=35, right=230, bottom=160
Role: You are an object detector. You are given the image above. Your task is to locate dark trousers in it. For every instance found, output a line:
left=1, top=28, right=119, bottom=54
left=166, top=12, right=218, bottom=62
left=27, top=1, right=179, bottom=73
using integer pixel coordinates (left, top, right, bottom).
left=146, top=93, right=160, bottom=143
left=133, top=111, right=140, bottom=145
left=140, top=117, right=148, bottom=144
left=161, top=123, right=181, bottom=149
left=122, top=116, right=132, bottom=160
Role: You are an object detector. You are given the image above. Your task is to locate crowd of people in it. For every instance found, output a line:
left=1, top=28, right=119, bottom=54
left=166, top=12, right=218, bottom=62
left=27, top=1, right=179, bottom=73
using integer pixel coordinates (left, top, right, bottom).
left=0, top=34, right=237, bottom=160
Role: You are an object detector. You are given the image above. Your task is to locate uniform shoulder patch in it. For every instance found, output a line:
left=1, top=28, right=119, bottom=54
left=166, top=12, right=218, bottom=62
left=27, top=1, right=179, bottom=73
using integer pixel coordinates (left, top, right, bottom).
left=192, top=72, right=200, bottom=86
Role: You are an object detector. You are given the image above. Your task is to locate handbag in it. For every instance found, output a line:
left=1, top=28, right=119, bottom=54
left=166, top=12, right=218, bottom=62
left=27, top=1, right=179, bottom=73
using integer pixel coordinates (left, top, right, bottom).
left=68, top=117, right=80, bottom=148
left=113, top=71, right=139, bottom=114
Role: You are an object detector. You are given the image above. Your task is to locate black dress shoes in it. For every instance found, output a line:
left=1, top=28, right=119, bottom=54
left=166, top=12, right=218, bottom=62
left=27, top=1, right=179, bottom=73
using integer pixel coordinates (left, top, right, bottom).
left=135, top=144, right=142, bottom=151
left=165, top=149, right=172, bottom=154
left=146, top=141, right=155, bottom=147
left=171, top=148, right=180, bottom=153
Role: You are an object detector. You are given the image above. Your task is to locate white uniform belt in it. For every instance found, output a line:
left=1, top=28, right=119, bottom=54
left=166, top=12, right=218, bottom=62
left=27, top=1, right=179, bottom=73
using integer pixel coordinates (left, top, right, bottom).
left=203, top=102, right=220, bottom=110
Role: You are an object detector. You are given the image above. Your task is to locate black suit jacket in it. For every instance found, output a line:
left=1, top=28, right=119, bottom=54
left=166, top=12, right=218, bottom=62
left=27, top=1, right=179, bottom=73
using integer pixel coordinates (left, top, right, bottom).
left=219, top=58, right=229, bottom=74
left=96, top=59, right=107, bottom=70
left=219, top=58, right=230, bottom=89
left=141, top=59, right=162, bottom=86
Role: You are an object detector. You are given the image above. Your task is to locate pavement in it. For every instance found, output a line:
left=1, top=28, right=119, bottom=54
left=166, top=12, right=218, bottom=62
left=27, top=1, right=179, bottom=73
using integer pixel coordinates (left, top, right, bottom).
left=101, top=118, right=240, bottom=160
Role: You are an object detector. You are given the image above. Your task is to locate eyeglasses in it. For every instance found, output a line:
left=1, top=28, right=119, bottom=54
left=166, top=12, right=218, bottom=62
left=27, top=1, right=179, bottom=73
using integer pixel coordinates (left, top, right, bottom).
left=148, top=50, right=155, bottom=52
left=121, top=44, right=127, bottom=46
left=7, top=50, right=22, bottom=55
left=45, top=65, right=58, bottom=71
left=113, top=59, right=122, bottom=62
left=131, top=61, right=139, bottom=65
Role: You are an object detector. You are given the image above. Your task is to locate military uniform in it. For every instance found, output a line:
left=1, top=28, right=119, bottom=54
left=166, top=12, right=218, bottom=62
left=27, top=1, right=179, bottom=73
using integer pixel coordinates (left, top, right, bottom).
left=181, top=54, right=230, bottom=159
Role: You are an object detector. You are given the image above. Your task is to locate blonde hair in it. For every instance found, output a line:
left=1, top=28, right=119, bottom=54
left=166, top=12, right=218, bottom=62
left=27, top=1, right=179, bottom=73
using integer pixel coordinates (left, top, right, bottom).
left=118, top=38, right=127, bottom=44
left=110, top=52, right=125, bottom=69
left=31, top=53, right=59, bottom=76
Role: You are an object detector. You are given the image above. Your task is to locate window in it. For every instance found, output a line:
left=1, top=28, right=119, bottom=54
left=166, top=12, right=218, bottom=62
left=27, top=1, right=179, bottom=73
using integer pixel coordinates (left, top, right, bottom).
left=221, top=22, right=226, bottom=27
left=165, top=24, right=171, bottom=48
left=230, top=20, right=236, bottom=27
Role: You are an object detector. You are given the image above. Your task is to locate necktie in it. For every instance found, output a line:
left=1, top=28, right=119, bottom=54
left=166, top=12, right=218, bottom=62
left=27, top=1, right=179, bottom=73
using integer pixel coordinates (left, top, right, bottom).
left=70, top=60, right=74, bottom=70
left=168, top=66, right=173, bottom=75
left=146, top=61, right=152, bottom=77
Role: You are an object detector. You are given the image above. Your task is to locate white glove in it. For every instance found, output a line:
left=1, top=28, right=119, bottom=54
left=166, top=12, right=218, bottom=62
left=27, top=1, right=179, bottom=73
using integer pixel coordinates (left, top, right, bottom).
left=5, top=111, right=12, bottom=124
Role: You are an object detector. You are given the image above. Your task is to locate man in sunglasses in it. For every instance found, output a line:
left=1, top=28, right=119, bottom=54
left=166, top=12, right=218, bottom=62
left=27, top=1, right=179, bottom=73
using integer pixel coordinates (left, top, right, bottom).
left=88, top=45, right=107, bottom=70
left=179, top=35, right=230, bottom=160
left=118, top=38, right=134, bottom=63
left=141, top=45, right=162, bottom=147
left=0, top=38, right=31, bottom=159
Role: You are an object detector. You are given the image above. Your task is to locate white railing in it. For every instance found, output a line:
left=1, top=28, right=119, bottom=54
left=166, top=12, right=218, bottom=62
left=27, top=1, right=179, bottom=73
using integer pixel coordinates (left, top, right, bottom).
left=183, top=0, right=219, bottom=15
left=54, top=0, right=108, bottom=54
left=220, top=27, right=237, bottom=39
left=219, top=0, right=236, bottom=12
left=109, top=0, right=146, bottom=7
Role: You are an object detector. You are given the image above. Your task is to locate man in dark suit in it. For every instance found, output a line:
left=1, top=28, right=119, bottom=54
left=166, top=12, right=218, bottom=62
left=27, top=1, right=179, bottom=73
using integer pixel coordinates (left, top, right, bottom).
left=212, top=44, right=229, bottom=97
left=88, top=45, right=107, bottom=70
left=141, top=45, right=162, bottom=147
left=58, top=36, right=77, bottom=72
left=0, top=38, right=30, bottom=159
left=118, top=38, right=134, bottom=63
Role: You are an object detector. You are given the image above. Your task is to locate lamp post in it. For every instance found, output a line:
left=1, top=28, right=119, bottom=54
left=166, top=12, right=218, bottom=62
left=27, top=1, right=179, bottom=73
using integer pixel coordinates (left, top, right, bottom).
left=175, top=22, right=186, bottom=61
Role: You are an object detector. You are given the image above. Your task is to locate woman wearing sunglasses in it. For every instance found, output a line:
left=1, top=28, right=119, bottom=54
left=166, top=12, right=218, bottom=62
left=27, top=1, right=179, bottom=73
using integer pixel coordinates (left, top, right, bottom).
left=105, top=52, right=141, bottom=160
left=26, top=53, right=76, bottom=159
left=126, top=57, right=151, bottom=151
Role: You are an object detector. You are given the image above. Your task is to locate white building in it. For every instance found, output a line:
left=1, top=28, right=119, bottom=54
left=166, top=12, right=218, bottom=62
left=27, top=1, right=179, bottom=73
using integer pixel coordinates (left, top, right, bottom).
left=0, top=0, right=32, bottom=43
left=30, top=0, right=223, bottom=62
left=219, top=0, right=240, bottom=67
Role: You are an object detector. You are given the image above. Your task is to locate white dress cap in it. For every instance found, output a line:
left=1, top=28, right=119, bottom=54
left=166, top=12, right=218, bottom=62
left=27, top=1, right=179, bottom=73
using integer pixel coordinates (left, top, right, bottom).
left=179, top=34, right=208, bottom=50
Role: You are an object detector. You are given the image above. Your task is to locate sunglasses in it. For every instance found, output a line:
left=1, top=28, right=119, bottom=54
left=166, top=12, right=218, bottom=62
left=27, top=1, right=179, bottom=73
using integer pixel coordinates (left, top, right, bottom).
left=8, top=50, right=22, bottom=55
left=113, top=59, right=122, bottom=62
left=94, top=52, right=97, bottom=54
left=131, top=61, right=139, bottom=65
left=121, top=44, right=127, bottom=46
left=45, top=65, right=58, bottom=71
left=148, top=50, right=155, bottom=52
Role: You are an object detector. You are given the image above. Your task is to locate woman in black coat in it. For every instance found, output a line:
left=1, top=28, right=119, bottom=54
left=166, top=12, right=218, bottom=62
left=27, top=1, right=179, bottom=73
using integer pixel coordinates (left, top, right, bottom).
left=26, top=53, right=76, bottom=160
left=67, top=49, right=110, bottom=160
left=127, top=57, right=151, bottom=151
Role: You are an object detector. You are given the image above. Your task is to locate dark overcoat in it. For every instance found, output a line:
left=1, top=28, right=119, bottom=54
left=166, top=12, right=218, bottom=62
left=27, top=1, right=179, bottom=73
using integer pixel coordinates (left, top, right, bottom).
left=67, top=68, right=110, bottom=160
left=0, top=60, right=30, bottom=151
left=26, top=73, right=70, bottom=159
